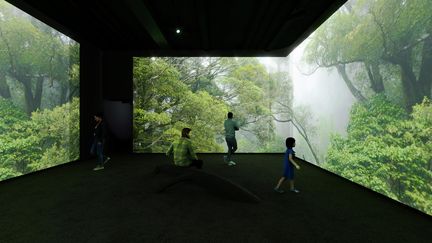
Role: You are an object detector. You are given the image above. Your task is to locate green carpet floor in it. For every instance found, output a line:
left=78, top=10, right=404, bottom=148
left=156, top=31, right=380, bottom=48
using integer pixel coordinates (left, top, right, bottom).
left=0, top=154, right=431, bottom=242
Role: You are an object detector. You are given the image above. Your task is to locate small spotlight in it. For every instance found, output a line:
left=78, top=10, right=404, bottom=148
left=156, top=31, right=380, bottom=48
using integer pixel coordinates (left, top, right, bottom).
left=175, top=28, right=181, bottom=34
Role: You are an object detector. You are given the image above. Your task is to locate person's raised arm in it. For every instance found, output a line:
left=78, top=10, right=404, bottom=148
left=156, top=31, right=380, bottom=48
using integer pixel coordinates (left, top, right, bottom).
left=289, top=154, right=300, bottom=170
left=235, top=120, right=240, bottom=131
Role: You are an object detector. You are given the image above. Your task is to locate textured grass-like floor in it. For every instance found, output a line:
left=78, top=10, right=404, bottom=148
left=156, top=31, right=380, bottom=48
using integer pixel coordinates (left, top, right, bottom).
left=0, top=154, right=431, bottom=242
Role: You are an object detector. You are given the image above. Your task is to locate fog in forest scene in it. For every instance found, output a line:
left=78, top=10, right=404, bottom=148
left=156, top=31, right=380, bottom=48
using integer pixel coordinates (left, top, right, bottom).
left=133, top=0, right=432, bottom=215
left=0, top=0, right=80, bottom=182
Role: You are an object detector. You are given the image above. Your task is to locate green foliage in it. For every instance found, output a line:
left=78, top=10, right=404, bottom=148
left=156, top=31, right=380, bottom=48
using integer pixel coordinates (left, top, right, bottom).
left=347, top=95, right=407, bottom=140
left=0, top=98, right=80, bottom=181
left=69, top=43, right=80, bottom=91
left=0, top=131, right=42, bottom=174
left=302, top=1, right=432, bottom=210
left=0, top=97, right=28, bottom=133
left=304, top=0, right=432, bottom=108
left=133, top=57, right=296, bottom=153
left=219, top=58, right=285, bottom=147
left=133, top=58, right=228, bottom=152
left=0, top=0, right=79, bottom=112
left=0, top=1, right=80, bottom=182
left=31, top=97, right=80, bottom=160
left=29, top=145, right=70, bottom=171
left=176, top=91, right=227, bottom=152
left=0, top=168, right=21, bottom=181
left=256, top=136, right=287, bottom=153
left=325, top=96, right=432, bottom=215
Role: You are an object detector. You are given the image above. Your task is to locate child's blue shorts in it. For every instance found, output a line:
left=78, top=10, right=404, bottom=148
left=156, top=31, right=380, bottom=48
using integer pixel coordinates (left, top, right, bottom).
left=283, top=164, right=294, bottom=179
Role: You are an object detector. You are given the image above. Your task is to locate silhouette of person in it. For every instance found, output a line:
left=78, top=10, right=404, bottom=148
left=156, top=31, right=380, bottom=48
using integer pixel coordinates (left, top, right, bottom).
left=274, top=137, right=300, bottom=193
left=166, top=128, right=203, bottom=169
left=90, top=112, right=110, bottom=171
left=224, top=112, right=240, bottom=166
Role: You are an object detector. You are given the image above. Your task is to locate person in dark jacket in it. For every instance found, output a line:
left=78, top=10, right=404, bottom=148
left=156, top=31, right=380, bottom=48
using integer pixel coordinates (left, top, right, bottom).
left=90, top=112, right=110, bottom=171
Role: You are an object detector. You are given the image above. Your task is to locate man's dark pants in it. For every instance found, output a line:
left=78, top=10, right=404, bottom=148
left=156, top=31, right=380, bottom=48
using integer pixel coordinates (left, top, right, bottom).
left=225, top=137, right=237, bottom=162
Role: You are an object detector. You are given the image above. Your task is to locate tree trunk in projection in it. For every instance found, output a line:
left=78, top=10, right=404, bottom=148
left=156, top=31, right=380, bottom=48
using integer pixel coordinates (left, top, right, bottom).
left=399, top=59, right=420, bottom=111
left=336, top=64, right=366, bottom=102
left=22, top=77, right=34, bottom=115
left=418, top=34, right=432, bottom=100
left=292, top=120, right=320, bottom=165
left=0, top=73, right=11, bottom=98
left=68, top=85, right=79, bottom=101
left=20, top=75, right=44, bottom=115
left=366, top=61, right=385, bottom=94
left=60, top=83, right=70, bottom=105
left=34, top=76, right=44, bottom=111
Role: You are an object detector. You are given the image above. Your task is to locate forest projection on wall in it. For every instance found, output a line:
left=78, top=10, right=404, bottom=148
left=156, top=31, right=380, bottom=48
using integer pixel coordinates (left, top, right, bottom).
left=0, top=0, right=80, bottom=182
left=133, top=57, right=293, bottom=154
left=133, top=0, right=432, bottom=216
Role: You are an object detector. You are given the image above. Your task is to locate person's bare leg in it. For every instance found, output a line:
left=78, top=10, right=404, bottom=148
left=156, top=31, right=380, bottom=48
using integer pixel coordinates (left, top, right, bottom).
left=289, top=180, right=294, bottom=190
left=289, top=180, right=300, bottom=193
left=275, top=177, right=285, bottom=189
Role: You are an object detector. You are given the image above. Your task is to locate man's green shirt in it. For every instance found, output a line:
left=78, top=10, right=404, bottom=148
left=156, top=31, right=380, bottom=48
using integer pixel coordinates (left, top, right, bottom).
left=166, top=137, right=198, bottom=167
left=224, top=118, right=239, bottom=138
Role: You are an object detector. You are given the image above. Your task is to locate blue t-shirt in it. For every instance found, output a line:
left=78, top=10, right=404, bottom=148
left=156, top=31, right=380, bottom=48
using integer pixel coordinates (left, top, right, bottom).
left=284, top=148, right=295, bottom=168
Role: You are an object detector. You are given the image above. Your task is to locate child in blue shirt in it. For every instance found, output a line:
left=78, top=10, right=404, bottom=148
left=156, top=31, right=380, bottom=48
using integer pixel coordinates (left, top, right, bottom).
left=274, top=137, right=300, bottom=193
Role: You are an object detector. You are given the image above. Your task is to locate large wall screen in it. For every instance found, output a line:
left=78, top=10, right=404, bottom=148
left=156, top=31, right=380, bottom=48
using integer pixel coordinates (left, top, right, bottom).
left=0, top=0, right=80, bottom=181
left=133, top=0, right=432, bottom=215
left=133, top=57, right=293, bottom=153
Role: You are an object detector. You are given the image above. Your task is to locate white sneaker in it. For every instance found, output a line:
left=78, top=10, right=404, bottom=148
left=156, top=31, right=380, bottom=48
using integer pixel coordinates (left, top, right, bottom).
left=93, top=166, right=104, bottom=171
left=290, top=188, right=300, bottom=193
left=228, top=161, right=236, bottom=166
left=103, top=157, right=111, bottom=165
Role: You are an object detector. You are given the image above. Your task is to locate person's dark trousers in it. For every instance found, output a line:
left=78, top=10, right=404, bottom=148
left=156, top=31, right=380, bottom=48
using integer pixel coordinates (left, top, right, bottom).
left=90, top=140, right=105, bottom=166
left=225, top=137, right=237, bottom=161
left=189, top=159, right=203, bottom=169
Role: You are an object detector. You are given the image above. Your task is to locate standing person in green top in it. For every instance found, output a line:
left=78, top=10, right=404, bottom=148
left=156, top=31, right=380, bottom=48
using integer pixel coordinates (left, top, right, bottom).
left=166, top=128, right=203, bottom=169
left=224, top=112, right=240, bottom=166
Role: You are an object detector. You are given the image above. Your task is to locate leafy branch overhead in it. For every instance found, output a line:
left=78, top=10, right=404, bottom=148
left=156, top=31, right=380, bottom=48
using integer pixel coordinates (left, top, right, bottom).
left=133, top=57, right=312, bottom=154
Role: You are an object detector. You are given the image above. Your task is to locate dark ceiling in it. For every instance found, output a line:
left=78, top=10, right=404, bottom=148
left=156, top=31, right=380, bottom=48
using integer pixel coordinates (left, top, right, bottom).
left=7, top=0, right=346, bottom=56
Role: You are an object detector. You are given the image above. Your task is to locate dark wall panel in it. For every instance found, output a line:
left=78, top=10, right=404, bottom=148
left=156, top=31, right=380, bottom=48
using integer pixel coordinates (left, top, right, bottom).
left=101, top=51, right=133, bottom=153
left=80, top=43, right=103, bottom=159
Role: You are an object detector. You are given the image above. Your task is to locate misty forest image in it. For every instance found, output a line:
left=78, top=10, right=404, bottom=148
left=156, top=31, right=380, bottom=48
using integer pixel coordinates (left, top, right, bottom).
left=0, top=0, right=80, bottom=181
left=133, top=56, right=294, bottom=154
left=134, top=0, right=432, bottom=215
